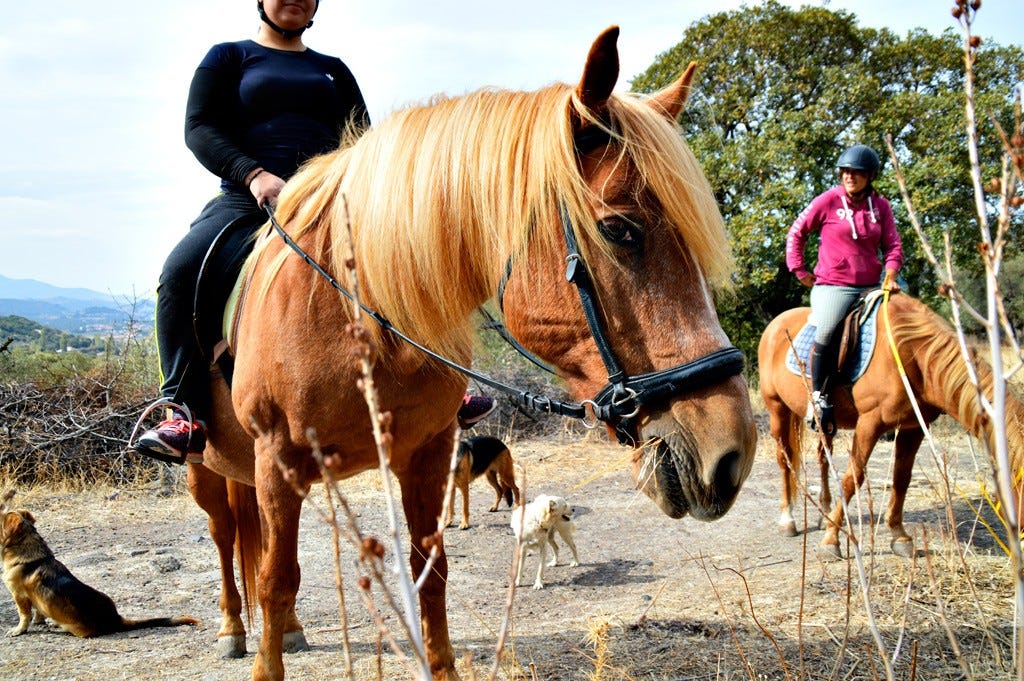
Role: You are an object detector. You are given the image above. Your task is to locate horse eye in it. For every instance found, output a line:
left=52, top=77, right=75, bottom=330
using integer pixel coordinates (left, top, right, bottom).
left=597, top=217, right=643, bottom=250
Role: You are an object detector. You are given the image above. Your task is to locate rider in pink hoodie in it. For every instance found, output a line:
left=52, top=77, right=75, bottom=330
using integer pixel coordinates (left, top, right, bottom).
left=785, top=144, right=903, bottom=433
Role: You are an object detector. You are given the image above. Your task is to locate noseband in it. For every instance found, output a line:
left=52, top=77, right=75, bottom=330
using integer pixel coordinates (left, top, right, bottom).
left=263, top=124, right=745, bottom=446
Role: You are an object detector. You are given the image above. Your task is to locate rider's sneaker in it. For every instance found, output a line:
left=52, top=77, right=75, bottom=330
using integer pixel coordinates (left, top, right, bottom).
left=133, top=414, right=206, bottom=465
left=457, top=394, right=496, bottom=429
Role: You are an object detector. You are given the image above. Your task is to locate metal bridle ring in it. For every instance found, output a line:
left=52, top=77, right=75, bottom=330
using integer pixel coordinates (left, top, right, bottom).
left=579, top=400, right=601, bottom=429
left=610, top=386, right=641, bottom=420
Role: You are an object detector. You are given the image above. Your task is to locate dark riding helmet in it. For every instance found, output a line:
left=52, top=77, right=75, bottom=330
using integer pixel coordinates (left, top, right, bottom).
left=257, top=0, right=320, bottom=39
left=836, top=144, right=881, bottom=180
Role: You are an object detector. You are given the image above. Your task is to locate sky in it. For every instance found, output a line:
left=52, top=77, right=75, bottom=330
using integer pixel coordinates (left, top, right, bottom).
left=1, top=0, right=1022, bottom=298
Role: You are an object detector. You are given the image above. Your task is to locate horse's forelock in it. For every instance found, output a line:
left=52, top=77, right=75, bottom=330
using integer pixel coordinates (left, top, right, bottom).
left=318, top=84, right=590, bottom=360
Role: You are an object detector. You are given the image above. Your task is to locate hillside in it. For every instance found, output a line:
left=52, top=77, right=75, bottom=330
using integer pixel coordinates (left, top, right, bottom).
left=0, top=315, right=110, bottom=353
left=0, top=275, right=153, bottom=335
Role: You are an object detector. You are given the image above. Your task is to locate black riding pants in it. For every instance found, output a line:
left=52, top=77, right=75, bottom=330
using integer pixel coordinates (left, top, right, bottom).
left=155, top=190, right=262, bottom=421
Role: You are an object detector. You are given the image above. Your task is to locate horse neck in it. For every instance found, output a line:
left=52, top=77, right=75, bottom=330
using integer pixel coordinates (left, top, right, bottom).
left=912, top=329, right=1024, bottom=471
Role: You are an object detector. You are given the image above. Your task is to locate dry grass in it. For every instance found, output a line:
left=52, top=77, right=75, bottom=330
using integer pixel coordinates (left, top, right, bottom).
left=0, top=418, right=1018, bottom=680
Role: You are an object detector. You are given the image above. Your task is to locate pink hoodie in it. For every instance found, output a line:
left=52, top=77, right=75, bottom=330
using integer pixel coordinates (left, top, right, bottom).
left=786, top=186, right=903, bottom=287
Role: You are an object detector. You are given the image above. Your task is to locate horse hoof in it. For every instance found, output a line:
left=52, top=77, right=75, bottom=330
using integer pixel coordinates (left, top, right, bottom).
left=891, top=538, right=915, bottom=559
left=283, top=630, right=310, bottom=654
left=816, top=543, right=843, bottom=562
left=433, top=666, right=462, bottom=681
left=216, top=634, right=246, bottom=659
left=779, top=521, right=798, bottom=537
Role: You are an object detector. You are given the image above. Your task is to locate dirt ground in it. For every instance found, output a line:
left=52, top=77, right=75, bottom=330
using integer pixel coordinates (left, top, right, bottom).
left=0, top=417, right=1016, bottom=680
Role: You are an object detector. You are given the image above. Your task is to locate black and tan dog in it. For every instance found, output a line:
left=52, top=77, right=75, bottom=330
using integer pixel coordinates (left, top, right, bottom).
left=446, top=435, right=521, bottom=530
left=1, top=509, right=199, bottom=637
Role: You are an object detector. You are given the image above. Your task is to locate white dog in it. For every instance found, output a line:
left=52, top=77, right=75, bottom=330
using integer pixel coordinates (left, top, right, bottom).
left=510, top=494, right=580, bottom=590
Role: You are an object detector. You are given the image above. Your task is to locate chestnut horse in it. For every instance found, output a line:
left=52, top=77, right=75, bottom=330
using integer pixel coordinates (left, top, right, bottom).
left=192, top=27, right=756, bottom=680
left=759, top=292, right=1023, bottom=560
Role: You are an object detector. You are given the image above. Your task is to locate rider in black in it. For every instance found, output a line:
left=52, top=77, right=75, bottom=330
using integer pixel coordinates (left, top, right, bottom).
left=133, top=0, right=369, bottom=464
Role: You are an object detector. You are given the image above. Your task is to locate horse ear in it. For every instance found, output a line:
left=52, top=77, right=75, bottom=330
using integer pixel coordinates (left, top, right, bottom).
left=576, top=25, right=620, bottom=119
left=646, top=61, right=698, bottom=121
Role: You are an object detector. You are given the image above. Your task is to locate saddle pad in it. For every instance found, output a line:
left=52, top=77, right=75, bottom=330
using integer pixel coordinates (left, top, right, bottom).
left=785, top=302, right=881, bottom=383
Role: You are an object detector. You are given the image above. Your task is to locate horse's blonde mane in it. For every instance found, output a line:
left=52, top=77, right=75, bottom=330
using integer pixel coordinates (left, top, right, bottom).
left=255, top=81, right=732, bottom=362
left=891, top=296, right=1024, bottom=468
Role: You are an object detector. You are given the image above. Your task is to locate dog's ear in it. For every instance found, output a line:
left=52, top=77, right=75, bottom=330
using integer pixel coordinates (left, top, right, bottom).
left=17, top=510, right=35, bottom=525
left=2, top=511, right=25, bottom=540
left=545, top=498, right=560, bottom=521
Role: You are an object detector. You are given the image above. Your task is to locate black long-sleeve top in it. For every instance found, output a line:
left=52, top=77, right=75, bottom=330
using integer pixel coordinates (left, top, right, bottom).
left=184, top=39, right=370, bottom=193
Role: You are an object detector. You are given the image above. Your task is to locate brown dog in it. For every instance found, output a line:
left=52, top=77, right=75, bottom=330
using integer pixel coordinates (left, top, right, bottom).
left=1, top=509, right=199, bottom=637
left=446, top=435, right=521, bottom=530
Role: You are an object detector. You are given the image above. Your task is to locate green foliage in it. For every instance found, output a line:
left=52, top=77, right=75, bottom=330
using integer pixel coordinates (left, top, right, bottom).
left=0, top=315, right=111, bottom=354
left=0, top=321, right=159, bottom=389
left=953, top=249, right=1024, bottom=334
left=630, top=0, right=1024, bottom=364
left=1, top=346, right=97, bottom=383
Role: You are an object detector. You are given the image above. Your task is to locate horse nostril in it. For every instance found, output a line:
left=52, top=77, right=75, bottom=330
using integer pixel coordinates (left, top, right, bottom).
left=713, top=450, right=743, bottom=496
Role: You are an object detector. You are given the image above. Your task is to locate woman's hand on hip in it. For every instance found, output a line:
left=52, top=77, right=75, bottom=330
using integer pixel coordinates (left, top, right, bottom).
left=798, top=273, right=815, bottom=288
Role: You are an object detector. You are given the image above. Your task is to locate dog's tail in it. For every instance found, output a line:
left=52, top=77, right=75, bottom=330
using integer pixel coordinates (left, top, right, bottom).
left=119, top=615, right=200, bottom=631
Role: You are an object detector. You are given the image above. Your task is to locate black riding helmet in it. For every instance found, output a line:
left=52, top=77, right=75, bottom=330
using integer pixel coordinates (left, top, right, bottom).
left=836, top=144, right=881, bottom=181
left=257, top=0, right=320, bottom=39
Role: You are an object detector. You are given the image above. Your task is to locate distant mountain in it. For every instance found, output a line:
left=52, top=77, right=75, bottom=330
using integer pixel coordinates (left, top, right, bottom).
left=0, top=274, right=120, bottom=302
left=0, top=275, right=153, bottom=335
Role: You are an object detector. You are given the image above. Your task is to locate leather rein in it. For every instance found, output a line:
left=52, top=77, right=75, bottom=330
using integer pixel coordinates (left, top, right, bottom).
left=262, top=128, right=744, bottom=445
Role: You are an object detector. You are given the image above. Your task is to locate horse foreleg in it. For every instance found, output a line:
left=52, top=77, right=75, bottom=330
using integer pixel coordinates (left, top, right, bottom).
left=888, top=428, right=924, bottom=558
left=768, top=402, right=800, bottom=536
left=398, top=439, right=458, bottom=680
left=187, top=464, right=247, bottom=659
left=820, top=426, right=881, bottom=561
left=251, top=448, right=308, bottom=681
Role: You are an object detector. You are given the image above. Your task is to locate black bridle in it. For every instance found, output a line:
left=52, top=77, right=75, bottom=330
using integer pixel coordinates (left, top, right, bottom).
left=261, top=128, right=744, bottom=445
left=555, top=200, right=745, bottom=443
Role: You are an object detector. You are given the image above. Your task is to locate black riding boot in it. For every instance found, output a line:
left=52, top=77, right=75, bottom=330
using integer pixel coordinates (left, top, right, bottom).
left=808, top=341, right=836, bottom=435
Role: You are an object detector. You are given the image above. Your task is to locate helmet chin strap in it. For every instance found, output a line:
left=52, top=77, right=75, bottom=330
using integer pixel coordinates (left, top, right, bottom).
left=258, top=1, right=315, bottom=40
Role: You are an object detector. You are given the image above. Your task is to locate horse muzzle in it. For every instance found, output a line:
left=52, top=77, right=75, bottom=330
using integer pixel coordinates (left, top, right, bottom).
left=632, top=413, right=753, bottom=520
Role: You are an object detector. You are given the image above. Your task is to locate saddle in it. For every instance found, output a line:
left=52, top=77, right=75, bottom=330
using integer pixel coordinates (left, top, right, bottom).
left=785, top=289, right=885, bottom=384
left=192, top=212, right=267, bottom=385
left=836, top=290, right=885, bottom=374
